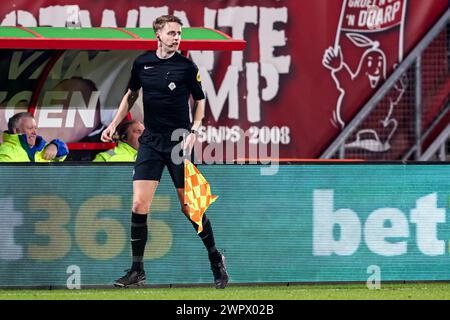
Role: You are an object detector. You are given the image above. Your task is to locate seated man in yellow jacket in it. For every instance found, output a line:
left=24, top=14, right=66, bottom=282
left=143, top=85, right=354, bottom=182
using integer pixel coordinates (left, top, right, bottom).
left=0, top=112, right=69, bottom=162
left=93, top=120, right=144, bottom=162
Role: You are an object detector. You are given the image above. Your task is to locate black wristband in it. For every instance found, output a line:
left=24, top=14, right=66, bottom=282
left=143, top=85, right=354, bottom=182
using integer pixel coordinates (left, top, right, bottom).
left=190, top=129, right=198, bottom=135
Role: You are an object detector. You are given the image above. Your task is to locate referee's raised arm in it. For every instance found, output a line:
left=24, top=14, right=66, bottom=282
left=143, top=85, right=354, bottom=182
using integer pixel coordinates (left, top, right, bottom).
left=101, top=89, right=139, bottom=142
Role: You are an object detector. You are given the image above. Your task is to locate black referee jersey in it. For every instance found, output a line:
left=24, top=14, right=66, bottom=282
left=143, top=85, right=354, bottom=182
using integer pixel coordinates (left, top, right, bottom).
left=128, top=51, right=205, bottom=134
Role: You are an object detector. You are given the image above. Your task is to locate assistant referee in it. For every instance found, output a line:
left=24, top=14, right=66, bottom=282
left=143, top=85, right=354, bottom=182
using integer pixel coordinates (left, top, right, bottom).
left=101, top=15, right=229, bottom=289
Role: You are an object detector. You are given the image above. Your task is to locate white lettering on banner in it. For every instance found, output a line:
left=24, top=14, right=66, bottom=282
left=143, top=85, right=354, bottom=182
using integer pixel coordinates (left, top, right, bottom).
left=356, top=2, right=401, bottom=28
left=259, top=8, right=291, bottom=74
left=18, top=10, right=37, bottom=26
left=200, top=66, right=239, bottom=121
left=260, top=63, right=280, bottom=102
left=178, top=8, right=216, bottom=71
left=173, top=10, right=189, bottom=26
left=348, top=0, right=400, bottom=7
left=139, top=6, right=169, bottom=27
left=411, top=193, right=446, bottom=256
left=364, top=208, right=408, bottom=256
left=0, top=197, right=24, bottom=261
left=126, top=9, right=138, bottom=28
left=39, top=91, right=67, bottom=128
left=63, top=52, right=105, bottom=79
left=3, top=50, right=103, bottom=129
left=65, top=91, right=100, bottom=128
left=348, top=0, right=376, bottom=8
left=0, top=10, right=38, bottom=26
left=313, top=190, right=447, bottom=257
left=100, top=9, right=117, bottom=27
left=198, top=126, right=242, bottom=144
left=8, top=52, right=44, bottom=80
left=1, top=6, right=291, bottom=128
left=4, top=90, right=31, bottom=109
left=246, top=62, right=261, bottom=123
left=37, top=90, right=100, bottom=128
left=40, top=5, right=79, bottom=27
left=196, top=125, right=291, bottom=145
left=78, top=10, right=91, bottom=27
left=66, top=5, right=81, bottom=27
left=313, top=190, right=362, bottom=256
left=345, top=0, right=403, bottom=30
left=218, top=6, right=258, bottom=72
left=8, top=51, right=105, bottom=81
left=1, top=11, right=15, bottom=25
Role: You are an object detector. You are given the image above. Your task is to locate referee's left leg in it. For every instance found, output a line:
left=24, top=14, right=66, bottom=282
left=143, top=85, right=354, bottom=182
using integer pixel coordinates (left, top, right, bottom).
left=176, top=189, right=229, bottom=289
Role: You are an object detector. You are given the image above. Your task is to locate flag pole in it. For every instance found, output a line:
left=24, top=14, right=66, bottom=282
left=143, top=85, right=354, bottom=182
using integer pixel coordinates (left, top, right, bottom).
left=334, top=0, right=349, bottom=50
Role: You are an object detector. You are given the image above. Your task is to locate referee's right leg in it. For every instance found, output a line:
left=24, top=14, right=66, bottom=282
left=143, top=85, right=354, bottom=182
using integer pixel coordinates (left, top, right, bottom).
left=113, top=180, right=158, bottom=287
left=131, top=180, right=159, bottom=269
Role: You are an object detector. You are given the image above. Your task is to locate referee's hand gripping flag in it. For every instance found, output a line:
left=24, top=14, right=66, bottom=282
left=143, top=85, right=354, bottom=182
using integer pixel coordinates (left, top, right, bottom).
left=184, top=159, right=218, bottom=233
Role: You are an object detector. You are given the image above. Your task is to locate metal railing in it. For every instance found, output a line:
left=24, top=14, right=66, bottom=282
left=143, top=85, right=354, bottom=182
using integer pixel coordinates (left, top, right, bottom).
left=321, top=9, right=450, bottom=161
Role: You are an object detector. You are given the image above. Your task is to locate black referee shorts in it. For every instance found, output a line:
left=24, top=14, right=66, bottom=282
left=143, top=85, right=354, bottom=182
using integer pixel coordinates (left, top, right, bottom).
left=133, top=130, right=194, bottom=188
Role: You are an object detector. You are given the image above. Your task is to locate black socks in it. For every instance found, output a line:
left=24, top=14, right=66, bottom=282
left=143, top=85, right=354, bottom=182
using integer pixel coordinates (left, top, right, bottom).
left=130, top=212, right=221, bottom=272
left=130, top=212, right=148, bottom=272
left=190, top=215, right=222, bottom=264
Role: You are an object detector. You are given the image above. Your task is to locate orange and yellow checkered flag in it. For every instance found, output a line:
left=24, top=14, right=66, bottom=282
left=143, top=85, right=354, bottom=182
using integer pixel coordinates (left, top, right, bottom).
left=184, top=159, right=218, bottom=233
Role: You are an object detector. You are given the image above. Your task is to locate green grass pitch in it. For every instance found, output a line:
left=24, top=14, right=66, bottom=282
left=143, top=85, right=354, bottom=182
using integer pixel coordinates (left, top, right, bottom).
left=1, top=282, right=450, bottom=300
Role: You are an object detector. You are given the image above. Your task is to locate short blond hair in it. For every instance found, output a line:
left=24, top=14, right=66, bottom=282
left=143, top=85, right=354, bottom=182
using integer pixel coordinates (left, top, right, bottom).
left=153, top=15, right=183, bottom=33
left=8, top=112, right=33, bottom=134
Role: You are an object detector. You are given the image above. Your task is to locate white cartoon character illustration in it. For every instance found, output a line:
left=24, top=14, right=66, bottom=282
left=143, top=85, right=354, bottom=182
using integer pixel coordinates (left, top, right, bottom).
left=322, top=0, right=408, bottom=153
left=344, top=73, right=407, bottom=152
left=323, top=33, right=408, bottom=153
left=323, top=33, right=387, bottom=129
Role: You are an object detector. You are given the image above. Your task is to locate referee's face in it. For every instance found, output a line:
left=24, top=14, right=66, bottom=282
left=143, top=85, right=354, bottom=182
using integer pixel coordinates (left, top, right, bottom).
left=158, top=22, right=182, bottom=53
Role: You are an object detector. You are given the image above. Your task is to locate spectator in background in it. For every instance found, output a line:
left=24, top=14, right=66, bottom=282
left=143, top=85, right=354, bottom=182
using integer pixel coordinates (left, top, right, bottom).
left=93, top=120, right=144, bottom=162
left=0, top=112, right=68, bottom=162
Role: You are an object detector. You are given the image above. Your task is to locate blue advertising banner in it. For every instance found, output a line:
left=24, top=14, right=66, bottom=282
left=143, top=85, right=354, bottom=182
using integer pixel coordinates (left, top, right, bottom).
left=0, top=163, right=449, bottom=287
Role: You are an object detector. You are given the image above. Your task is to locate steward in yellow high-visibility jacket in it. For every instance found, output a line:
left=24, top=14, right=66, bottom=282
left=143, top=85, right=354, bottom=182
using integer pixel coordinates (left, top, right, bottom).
left=0, top=132, right=69, bottom=162
left=93, top=120, right=143, bottom=162
left=93, top=141, right=137, bottom=162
